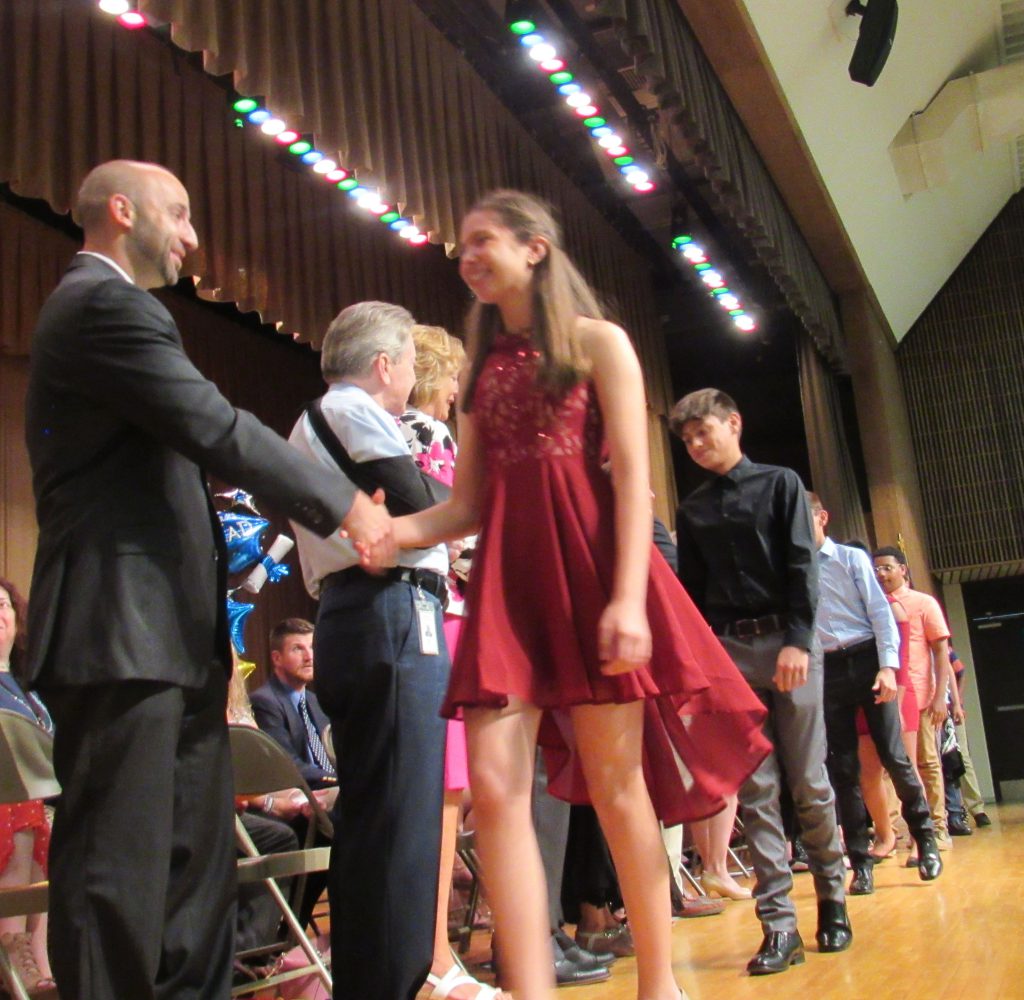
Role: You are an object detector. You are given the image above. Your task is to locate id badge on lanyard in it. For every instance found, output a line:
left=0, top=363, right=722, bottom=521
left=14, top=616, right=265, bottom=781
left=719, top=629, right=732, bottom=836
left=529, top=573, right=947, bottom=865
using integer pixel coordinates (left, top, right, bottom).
left=414, top=590, right=439, bottom=656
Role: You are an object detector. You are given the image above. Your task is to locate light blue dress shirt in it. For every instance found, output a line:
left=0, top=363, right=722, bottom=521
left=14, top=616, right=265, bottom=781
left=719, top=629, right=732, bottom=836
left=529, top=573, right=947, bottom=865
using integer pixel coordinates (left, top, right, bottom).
left=815, top=536, right=899, bottom=668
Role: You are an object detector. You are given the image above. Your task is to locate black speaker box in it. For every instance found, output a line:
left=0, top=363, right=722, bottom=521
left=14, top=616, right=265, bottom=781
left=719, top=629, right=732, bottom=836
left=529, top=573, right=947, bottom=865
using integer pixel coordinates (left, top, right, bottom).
left=848, top=0, right=898, bottom=87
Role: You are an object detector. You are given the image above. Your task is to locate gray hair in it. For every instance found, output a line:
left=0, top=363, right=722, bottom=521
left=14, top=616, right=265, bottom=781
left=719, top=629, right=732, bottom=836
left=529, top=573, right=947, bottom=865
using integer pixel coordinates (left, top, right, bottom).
left=321, top=301, right=416, bottom=381
left=668, top=387, right=739, bottom=435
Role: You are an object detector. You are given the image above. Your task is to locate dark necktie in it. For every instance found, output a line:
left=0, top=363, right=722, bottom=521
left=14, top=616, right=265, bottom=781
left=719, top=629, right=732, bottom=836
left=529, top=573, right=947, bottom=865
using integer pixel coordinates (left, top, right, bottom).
left=298, top=693, right=335, bottom=776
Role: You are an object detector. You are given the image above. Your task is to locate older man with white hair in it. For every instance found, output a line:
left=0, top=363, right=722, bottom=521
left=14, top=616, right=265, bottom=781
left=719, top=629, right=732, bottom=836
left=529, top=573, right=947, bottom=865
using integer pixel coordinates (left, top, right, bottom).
left=288, top=301, right=452, bottom=1000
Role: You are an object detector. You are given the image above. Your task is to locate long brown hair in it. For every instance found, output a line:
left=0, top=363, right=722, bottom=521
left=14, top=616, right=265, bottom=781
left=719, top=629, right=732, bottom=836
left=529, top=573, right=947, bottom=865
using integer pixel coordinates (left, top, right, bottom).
left=461, top=190, right=604, bottom=410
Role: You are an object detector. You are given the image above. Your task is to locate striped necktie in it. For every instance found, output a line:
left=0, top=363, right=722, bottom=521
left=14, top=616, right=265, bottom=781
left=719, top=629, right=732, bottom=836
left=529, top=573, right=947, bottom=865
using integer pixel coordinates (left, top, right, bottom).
left=298, top=693, right=335, bottom=776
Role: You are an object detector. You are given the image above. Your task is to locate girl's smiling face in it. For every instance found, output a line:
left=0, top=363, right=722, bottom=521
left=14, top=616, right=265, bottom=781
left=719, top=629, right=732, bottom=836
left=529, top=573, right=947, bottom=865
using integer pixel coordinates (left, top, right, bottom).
left=458, top=210, right=537, bottom=307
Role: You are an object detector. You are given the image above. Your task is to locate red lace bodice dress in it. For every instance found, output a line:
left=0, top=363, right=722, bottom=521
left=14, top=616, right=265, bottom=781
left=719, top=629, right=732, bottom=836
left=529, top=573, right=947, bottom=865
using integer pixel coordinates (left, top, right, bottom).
left=443, top=334, right=770, bottom=824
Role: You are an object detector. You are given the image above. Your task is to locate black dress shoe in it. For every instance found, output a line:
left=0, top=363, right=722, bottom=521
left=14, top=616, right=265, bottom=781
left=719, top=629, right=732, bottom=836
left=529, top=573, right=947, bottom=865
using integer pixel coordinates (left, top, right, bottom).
left=849, top=865, right=874, bottom=895
left=746, top=931, right=805, bottom=975
left=551, top=933, right=611, bottom=987
left=815, top=900, right=853, bottom=953
left=553, top=928, right=615, bottom=968
left=915, top=834, right=943, bottom=881
left=974, top=811, right=992, bottom=827
left=789, top=839, right=810, bottom=872
left=948, top=812, right=973, bottom=836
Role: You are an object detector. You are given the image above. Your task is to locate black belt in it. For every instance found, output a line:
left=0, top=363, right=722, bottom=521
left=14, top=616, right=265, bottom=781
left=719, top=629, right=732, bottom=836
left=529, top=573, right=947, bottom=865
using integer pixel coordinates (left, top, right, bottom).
left=322, top=565, right=448, bottom=608
left=823, top=637, right=876, bottom=661
left=716, top=613, right=787, bottom=640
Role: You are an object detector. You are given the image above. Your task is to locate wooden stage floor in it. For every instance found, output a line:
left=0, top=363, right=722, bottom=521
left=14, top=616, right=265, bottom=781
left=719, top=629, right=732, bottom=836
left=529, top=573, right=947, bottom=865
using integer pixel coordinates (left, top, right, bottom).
left=445, top=802, right=1024, bottom=1000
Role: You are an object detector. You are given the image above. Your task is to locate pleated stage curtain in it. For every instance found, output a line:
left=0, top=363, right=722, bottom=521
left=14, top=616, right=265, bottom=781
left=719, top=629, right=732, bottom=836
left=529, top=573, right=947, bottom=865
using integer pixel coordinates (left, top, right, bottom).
left=797, top=331, right=869, bottom=545
left=598, top=0, right=847, bottom=373
left=0, top=0, right=676, bottom=433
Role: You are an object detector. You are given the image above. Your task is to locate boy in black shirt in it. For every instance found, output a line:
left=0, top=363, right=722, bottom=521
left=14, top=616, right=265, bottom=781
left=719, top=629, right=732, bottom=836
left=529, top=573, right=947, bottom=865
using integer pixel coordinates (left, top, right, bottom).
left=672, top=388, right=850, bottom=975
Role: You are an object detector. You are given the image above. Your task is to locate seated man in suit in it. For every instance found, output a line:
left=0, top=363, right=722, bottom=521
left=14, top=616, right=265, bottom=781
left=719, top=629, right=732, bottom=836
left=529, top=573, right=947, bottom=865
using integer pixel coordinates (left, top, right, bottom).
left=251, top=618, right=336, bottom=790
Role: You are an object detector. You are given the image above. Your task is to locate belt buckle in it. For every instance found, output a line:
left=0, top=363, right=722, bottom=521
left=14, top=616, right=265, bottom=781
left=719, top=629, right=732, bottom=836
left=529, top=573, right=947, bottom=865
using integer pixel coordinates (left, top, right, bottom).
left=733, top=618, right=758, bottom=640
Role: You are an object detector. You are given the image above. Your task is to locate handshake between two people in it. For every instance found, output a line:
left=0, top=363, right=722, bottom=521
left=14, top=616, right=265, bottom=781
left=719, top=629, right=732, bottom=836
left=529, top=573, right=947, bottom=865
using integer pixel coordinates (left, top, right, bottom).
left=340, top=488, right=399, bottom=570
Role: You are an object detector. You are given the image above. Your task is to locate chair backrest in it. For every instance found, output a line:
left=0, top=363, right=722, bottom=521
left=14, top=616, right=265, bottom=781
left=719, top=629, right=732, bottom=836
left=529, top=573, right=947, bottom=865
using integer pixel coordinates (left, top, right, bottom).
left=0, top=709, right=60, bottom=803
left=228, top=724, right=333, bottom=839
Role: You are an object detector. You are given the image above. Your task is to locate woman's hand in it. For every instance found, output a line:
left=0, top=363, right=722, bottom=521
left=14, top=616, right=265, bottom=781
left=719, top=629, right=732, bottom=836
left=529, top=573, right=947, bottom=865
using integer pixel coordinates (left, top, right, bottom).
left=598, top=599, right=651, bottom=676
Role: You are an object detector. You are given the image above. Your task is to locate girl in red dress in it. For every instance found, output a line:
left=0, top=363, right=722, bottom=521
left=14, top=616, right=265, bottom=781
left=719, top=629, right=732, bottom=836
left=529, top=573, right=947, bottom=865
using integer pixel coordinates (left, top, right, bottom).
left=378, top=191, right=769, bottom=1000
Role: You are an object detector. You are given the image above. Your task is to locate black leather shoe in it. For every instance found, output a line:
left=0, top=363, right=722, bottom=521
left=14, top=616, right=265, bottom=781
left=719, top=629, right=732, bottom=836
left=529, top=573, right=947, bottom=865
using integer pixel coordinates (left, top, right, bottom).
left=915, top=834, right=943, bottom=881
left=849, top=865, right=874, bottom=895
left=554, top=928, right=615, bottom=967
left=948, top=812, right=973, bottom=836
left=789, top=839, right=810, bottom=872
left=815, top=900, right=853, bottom=953
left=551, top=933, right=611, bottom=987
left=974, top=811, right=992, bottom=827
left=746, top=931, right=805, bottom=975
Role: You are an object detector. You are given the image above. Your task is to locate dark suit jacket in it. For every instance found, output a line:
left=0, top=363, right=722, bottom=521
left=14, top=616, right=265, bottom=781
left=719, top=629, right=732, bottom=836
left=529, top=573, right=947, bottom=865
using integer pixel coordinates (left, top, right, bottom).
left=250, top=673, right=333, bottom=788
left=23, top=254, right=355, bottom=691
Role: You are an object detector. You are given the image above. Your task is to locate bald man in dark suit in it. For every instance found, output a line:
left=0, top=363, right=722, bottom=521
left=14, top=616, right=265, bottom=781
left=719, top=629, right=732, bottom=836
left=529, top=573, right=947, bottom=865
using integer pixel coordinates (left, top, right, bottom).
left=22, top=159, right=394, bottom=1000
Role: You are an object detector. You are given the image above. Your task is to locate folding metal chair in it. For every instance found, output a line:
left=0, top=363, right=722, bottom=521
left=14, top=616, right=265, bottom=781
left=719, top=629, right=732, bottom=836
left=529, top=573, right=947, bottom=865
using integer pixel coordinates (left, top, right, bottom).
left=228, top=724, right=334, bottom=998
left=0, top=709, right=60, bottom=1000
left=727, top=816, right=753, bottom=879
left=452, top=829, right=483, bottom=955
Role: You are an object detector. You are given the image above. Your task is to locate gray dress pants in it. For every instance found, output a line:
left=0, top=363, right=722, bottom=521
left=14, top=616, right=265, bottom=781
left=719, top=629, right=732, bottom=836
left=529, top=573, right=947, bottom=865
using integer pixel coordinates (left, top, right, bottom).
left=720, top=632, right=845, bottom=933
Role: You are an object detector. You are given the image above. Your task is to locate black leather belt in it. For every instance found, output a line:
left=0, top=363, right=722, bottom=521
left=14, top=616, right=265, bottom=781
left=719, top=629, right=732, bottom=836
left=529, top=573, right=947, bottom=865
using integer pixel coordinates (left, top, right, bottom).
left=716, top=613, right=787, bottom=640
left=823, top=638, right=876, bottom=661
left=322, top=565, right=448, bottom=608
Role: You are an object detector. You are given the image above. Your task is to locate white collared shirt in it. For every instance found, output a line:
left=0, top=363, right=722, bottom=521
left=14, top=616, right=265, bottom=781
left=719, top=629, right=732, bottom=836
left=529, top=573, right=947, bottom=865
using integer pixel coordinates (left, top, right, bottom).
left=288, top=383, right=449, bottom=597
left=76, top=250, right=135, bottom=284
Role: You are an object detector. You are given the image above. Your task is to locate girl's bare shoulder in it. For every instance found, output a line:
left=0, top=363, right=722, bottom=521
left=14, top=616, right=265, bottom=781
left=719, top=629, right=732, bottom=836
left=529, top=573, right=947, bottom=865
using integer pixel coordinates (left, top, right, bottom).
left=575, top=316, right=636, bottom=365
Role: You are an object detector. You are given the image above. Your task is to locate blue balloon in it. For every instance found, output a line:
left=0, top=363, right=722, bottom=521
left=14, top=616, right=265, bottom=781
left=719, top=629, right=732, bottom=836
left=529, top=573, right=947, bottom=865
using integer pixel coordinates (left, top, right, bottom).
left=218, top=512, right=269, bottom=574
left=227, top=597, right=256, bottom=655
left=261, top=555, right=291, bottom=584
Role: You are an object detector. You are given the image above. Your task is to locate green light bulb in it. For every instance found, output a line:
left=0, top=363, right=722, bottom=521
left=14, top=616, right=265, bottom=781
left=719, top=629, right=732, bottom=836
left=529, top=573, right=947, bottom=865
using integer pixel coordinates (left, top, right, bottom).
left=380, top=211, right=400, bottom=223
left=233, top=97, right=258, bottom=114
left=613, top=155, right=634, bottom=166
left=549, top=71, right=573, bottom=85
left=288, top=140, right=312, bottom=155
left=582, top=117, right=606, bottom=128
left=338, top=178, right=358, bottom=191
left=509, top=19, right=536, bottom=35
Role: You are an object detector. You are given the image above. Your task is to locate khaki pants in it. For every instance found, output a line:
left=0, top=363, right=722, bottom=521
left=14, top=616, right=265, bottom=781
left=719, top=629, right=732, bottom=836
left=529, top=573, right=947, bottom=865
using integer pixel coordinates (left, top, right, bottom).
left=954, top=721, right=985, bottom=815
left=916, top=713, right=948, bottom=839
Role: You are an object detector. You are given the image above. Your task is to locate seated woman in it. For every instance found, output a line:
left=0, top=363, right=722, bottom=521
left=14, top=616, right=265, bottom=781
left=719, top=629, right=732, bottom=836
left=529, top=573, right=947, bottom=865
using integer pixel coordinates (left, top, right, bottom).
left=0, top=577, right=55, bottom=996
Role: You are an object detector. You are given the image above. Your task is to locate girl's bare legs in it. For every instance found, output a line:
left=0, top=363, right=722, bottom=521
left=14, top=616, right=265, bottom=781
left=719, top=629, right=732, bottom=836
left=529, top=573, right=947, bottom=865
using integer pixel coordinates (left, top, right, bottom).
left=860, top=728, right=922, bottom=856
left=0, top=829, right=33, bottom=937
left=26, top=860, right=51, bottom=981
left=690, top=795, right=744, bottom=889
left=465, top=700, right=553, bottom=1000
left=571, top=701, right=681, bottom=1000
left=431, top=793, right=462, bottom=969
left=0, top=830, right=52, bottom=983
left=859, top=736, right=895, bottom=855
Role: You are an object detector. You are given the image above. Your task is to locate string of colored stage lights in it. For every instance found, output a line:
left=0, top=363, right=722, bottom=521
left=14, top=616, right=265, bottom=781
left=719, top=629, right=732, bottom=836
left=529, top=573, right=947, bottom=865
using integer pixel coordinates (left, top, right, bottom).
left=507, top=12, right=657, bottom=195
left=96, top=0, right=755, bottom=333
left=96, top=0, right=431, bottom=246
left=672, top=235, right=758, bottom=332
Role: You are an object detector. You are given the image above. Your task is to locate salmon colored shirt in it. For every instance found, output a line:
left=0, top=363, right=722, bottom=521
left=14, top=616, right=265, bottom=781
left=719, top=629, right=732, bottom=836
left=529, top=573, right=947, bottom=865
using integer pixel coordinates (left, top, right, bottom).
left=889, top=584, right=950, bottom=707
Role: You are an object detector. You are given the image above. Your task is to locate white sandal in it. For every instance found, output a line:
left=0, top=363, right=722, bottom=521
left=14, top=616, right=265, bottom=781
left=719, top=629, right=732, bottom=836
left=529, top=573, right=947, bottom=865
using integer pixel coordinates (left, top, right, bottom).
left=426, top=963, right=506, bottom=999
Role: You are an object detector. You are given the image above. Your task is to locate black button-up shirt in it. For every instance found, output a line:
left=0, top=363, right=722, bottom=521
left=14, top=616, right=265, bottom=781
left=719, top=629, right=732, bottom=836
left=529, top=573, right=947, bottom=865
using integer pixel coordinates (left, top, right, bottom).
left=675, top=456, right=818, bottom=650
